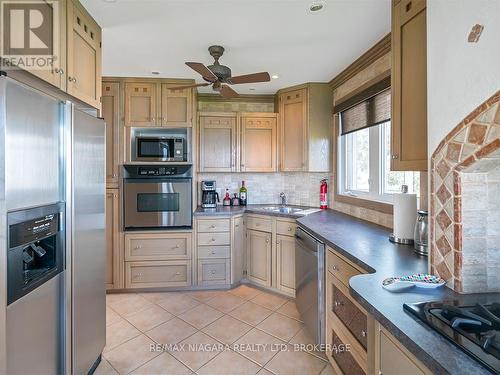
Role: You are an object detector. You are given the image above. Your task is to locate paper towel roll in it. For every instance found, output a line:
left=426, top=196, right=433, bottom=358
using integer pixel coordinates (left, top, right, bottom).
left=393, top=192, right=417, bottom=240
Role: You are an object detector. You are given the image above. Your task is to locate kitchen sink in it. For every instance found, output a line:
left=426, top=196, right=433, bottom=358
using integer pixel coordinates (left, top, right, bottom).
left=259, top=206, right=305, bottom=214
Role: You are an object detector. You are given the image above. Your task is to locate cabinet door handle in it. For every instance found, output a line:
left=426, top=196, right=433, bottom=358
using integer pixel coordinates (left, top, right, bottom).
left=265, top=238, right=270, bottom=243
left=211, top=270, right=216, bottom=274
left=334, top=301, right=344, bottom=307
left=211, top=224, right=216, bottom=228
left=151, top=117, right=155, bottom=121
left=235, top=224, right=239, bottom=228
left=391, top=154, right=399, bottom=159
left=133, top=245, right=142, bottom=250
left=361, top=330, right=367, bottom=337
left=332, top=265, right=338, bottom=271
left=175, top=272, right=181, bottom=276
left=68, top=76, right=76, bottom=83
left=288, top=226, right=292, bottom=231
left=211, top=238, right=216, bottom=242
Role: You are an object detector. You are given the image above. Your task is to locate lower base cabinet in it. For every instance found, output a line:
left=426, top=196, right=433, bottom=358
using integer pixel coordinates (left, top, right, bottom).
left=374, top=322, right=431, bottom=375
left=106, top=189, right=121, bottom=290
left=275, top=234, right=295, bottom=295
left=125, top=260, right=191, bottom=288
left=246, top=228, right=272, bottom=287
left=123, top=231, right=193, bottom=288
left=198, top=258, right=230, bottom=285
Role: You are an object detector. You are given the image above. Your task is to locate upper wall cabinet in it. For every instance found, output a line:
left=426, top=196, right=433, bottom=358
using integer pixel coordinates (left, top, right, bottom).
left=391, top=0, right=427, bottom=171
left=198, top=112, right=278, bottom=173
left=5, top=0, right=101, bottom=109
left=123, top=81, right=195, bottom=127
left=125, top=82, right=157, bottom=126
left=161, top=84, right=193, bottom=126
left=199, top=113, right=237, bottom=172
left=66, top=0, right=102, bottom=109
left=277, top=83, right=332, bottom=172
left=241, top=113, right=277, bottom=172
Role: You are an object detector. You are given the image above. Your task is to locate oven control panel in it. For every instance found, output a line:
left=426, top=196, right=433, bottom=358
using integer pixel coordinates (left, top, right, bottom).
left=138, top=166, right=178, bottom=176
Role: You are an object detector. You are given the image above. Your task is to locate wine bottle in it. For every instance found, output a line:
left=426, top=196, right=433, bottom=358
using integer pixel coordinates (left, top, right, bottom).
left=239, top=180, right=247, bottom=206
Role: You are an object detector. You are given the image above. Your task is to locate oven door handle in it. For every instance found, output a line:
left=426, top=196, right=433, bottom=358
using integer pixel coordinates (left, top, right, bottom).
left=124, top=178, right=192, bottom=184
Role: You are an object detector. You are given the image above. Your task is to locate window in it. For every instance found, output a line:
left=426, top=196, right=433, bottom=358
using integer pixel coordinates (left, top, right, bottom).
left=338, top=121, right=419, bottom=203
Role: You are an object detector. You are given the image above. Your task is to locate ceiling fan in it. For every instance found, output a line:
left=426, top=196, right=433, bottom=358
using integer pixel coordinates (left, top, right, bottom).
left=169, top=45, right=271, bottom=98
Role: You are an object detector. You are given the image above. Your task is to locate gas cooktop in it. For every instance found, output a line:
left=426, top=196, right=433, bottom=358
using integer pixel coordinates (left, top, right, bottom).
left=404, top=301, right=500, bottom=374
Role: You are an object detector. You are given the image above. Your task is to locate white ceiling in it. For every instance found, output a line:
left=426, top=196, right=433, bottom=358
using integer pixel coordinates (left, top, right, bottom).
left=81, top=0, right=391, bottom=94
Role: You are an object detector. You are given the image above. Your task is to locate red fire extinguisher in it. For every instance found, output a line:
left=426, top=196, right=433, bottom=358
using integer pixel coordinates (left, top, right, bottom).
left=320, top=179, right=328, bottom=209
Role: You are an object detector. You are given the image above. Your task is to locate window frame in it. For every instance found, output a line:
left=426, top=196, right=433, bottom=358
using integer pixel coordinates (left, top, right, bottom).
left=337, top=119, right=419, bottom=208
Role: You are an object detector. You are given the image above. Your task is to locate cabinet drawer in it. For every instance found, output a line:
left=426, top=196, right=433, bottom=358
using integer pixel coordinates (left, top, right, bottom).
left=198, top=259, right=230, bottom=285
left=125, top=261, right=191, bottom=288
left=329, top=327, right=366, bottom=375
left=197, top=246, right=230, bottom=259
left=327, top=248, right=363, bottom=287
left=197, top=218, right=231, bottom=233
left=246, top=215, right=272, bottom=232
left=125, top=233, right=192, bottom=261
left=332, top=283, right=367, bottom=349
left=276, top=220, right=297, bottom=236
left=197, top=232, right=230, bottom=246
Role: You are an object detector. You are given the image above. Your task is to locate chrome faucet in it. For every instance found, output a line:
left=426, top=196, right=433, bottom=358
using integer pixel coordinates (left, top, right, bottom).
left=279, top=192, right=287, bottom=206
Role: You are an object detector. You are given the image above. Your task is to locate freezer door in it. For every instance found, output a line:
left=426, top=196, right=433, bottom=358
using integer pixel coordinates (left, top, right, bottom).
left=4, top=78, right=63, bottom=210
left=71, top=109, right=106, bottom=374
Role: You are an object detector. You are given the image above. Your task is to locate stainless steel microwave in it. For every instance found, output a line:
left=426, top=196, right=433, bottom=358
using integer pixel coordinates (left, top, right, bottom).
left=126, top=127, right=190, bottom=163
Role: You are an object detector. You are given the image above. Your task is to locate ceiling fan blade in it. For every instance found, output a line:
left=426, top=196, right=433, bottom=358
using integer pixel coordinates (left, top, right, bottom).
left=220, top=85, right=239, bottom=98
left=228, top=72, right=271, bottom=85
left=185, top=62, right=217, bottom=81
left=168, top=83, right=210, bottom=90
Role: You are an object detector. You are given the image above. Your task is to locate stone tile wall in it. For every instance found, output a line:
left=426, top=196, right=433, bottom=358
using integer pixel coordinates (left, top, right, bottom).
left=430, top=91, right=500, bottom=293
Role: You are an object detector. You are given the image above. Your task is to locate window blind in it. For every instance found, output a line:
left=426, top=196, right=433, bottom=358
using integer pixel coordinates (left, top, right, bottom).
left=333, top=75, right=391, bottom=136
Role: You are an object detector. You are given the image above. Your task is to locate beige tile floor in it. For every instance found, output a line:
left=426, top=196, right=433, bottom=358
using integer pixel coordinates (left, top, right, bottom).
left=96, top=284, right=334, bottom=375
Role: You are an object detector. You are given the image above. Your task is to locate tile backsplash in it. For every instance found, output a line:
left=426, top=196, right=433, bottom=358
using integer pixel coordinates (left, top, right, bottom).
left=196, top=172, right=329, bottom=207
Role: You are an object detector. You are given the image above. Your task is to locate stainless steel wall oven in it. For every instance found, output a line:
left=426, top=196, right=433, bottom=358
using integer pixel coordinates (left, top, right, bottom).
left=124, top=165, right=192, bottom=230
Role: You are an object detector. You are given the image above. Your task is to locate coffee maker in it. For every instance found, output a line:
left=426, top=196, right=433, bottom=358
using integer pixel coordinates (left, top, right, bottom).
left=201, top=180, right=219, bottom=208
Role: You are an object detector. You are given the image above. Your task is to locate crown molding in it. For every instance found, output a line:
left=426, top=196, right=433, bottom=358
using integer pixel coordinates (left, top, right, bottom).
left=329, top=33, right=391, bottom=90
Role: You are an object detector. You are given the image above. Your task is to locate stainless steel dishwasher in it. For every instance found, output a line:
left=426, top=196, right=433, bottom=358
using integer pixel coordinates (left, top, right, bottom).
left=295, top=226, right=325, bottom=347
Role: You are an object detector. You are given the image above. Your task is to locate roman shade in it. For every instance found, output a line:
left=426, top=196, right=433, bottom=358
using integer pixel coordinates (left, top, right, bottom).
left=334, top=76, right=391, bottom=136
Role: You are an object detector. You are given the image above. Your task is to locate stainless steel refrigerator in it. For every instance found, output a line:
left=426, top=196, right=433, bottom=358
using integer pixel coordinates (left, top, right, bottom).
left=0, top=76, right=106, bottom=374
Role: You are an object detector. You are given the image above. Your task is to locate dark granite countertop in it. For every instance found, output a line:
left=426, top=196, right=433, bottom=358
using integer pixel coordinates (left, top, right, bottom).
left=297, top=209, right=499, bottom=375
left=194, top=205, right=320, bottom=219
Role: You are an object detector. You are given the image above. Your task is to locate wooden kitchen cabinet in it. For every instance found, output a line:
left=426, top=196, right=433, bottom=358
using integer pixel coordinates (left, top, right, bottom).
left=391, top=0, right=427, bottom=171
left=277, top=83, right=332, bottom=172
left=106, top=189, right=121, bottom=289
left=199, top=113, right=237, bottom=172
left=122, top=80, right=195, bottom=127
left=66, top=0, right=101, bottom=109
left=326, top=246, right=368, bottom=374
left=102, top=82, right=120, bottom=188
left=374, top=322, right=431, bottom=375
left=231, top=215, right=246, bottom=283
left=11, top=0, right=68, bottom=90
left=124, top=82, right=157, bottom=126
left=275, top=234, right=295, bottom=296
left=246, top=228, right=272, bottom=287
left=161, top=84, right=193, bottom=126
left=240, top=113, right=277, bottom=172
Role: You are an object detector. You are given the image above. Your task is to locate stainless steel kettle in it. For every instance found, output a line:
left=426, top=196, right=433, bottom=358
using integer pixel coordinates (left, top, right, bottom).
left=414, top=210, right=428, bottom=256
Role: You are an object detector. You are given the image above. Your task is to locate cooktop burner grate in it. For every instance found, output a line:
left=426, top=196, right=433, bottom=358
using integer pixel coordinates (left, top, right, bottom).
left=404, top=301, right=500, bottom=374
